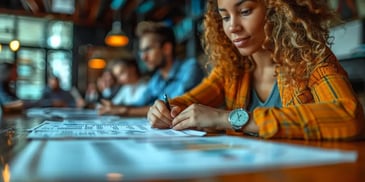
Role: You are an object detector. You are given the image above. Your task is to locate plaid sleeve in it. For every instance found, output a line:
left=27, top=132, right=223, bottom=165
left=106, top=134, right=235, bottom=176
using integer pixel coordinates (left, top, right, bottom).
left=254, top=60, right=365, bottom=140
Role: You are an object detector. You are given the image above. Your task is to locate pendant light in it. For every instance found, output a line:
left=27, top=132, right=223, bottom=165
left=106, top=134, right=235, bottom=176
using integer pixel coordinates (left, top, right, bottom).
left=105, top=20, right=129, bottom=47
left=88, top=58, right=106, bottom=69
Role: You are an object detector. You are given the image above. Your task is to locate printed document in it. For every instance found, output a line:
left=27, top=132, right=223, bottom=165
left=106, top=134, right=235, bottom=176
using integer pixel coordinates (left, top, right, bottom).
left=27, top=118, right=206, bottom=139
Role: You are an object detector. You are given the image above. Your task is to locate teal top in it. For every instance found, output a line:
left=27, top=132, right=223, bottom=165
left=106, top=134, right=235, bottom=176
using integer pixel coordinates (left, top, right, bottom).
left=248, top=81, right=282, bottom=112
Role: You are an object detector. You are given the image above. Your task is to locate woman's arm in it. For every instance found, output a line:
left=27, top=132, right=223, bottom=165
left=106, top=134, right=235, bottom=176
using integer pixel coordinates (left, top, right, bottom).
left=254, top=57, right=365, bottom=140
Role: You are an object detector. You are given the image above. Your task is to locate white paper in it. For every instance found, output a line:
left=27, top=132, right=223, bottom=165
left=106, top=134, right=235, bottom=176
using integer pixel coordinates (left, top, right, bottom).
left=10, top=136, right=357, bottom=181
left=27, top=118, right=206, bottom=139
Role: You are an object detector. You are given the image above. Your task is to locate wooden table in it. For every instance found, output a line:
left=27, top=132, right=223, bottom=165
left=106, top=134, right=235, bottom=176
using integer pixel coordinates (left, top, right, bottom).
left=1, top=113, right=364, bottom=182
left=216, top=139, right=365, bottom=182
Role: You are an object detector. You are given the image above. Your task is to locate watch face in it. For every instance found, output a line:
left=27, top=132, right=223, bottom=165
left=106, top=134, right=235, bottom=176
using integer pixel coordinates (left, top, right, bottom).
left=229, top=109, right=249, bottom=130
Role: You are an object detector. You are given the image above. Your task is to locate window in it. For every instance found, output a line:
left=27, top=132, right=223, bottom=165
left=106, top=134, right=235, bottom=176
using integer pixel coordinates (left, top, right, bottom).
left=0, top=14, right=74, bottom=100
left=18, top=16, right=47, bottom=47
left=48, top=50, right=73, bottom=90
left=0, top=46, right=14, bottom=62
left=17, top=48, right=46, bottom=100
left=0, top=15, right=15, bottom=42
left=47, top=21, right=73, bottom=49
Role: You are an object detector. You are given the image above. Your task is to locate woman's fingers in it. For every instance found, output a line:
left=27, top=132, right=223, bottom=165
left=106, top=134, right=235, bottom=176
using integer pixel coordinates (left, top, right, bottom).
left=148, top=110, right=171, bottom=128
left=155, top=100, right=173, bottom=120
left=171, top=104, right=222, bottom=130
left=148, top=100, right=173, bottom=128
left=171, top=106, right=182, bottom=118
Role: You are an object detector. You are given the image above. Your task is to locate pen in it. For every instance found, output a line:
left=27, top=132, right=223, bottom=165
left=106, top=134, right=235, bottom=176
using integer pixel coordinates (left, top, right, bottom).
left=163, top=94, right=171, bottom=111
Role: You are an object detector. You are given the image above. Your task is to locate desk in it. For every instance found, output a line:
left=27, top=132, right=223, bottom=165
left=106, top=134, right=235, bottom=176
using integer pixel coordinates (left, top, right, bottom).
left=218, top=140, right=365, bottom=182
left=1, top=113, right=365, bottom=182
left=1, top=114, right=44, bottom=161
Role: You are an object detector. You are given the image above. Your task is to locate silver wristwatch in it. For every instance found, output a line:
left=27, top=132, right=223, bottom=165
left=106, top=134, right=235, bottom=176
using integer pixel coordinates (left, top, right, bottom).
left=228, top=108, right=249, bottom=131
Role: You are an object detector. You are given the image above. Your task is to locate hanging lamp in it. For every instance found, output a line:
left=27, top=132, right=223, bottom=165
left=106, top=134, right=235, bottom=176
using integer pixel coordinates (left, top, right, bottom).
left=105, top=21, right=129, bottom=47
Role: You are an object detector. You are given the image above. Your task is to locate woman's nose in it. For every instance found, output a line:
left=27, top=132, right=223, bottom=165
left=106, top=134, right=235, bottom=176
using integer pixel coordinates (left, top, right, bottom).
left=228, top=17, right=242, bottom=33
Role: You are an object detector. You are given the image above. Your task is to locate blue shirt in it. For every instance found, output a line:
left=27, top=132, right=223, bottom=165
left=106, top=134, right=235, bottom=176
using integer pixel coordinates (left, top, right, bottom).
left=135, top=58, right=205, bottom=106
left=35, top=87, right=76, bottom=107
left=248, top=81, right=282, bottom=112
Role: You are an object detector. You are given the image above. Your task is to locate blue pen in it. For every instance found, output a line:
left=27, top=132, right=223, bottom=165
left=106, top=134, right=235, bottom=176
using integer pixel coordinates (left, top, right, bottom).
left=163, top=94, right=171, bottom=111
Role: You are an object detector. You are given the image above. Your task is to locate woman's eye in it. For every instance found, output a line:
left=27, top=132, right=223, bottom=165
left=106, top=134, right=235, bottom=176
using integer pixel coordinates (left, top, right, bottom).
left=240, top=9, right=252, bottom=16
left=221, top=16, right=230, bottom=22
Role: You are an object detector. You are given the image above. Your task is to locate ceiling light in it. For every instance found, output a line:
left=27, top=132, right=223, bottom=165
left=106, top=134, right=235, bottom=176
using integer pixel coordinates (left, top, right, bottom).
left=105, top=21, right=129, bottom=47
left=9, top=40, right=20, bottom=52
left=88, top=58, right=106, bottom=69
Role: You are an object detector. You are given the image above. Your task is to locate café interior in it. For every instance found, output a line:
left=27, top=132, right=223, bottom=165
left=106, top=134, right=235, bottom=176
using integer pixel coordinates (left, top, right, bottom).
left=0, top=0, right=364, bottom=103
left=0, top=0, right=205, bottom=99
left=1, top=0, right=365, bottom=181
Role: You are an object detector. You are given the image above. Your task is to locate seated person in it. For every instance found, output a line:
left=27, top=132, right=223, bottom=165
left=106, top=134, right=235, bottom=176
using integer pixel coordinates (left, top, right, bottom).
left=0, top=62, right=24, bottom=112
left=70, top=86, right=86, bottom=108
left=98, top=58, right=147, bottom=115
left=34, top=75, right=76, bottom=107
left=147, top=0, right=365, bottom=140
left=98, top=21, right=205, bottom=117
left=96, top=69, right=119, bottom=100
left=84, top=82, right=100, bottom=107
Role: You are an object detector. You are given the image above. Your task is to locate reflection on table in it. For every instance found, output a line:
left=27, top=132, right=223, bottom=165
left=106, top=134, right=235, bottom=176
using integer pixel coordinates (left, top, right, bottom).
left=1, top=110, right=365, bottom=182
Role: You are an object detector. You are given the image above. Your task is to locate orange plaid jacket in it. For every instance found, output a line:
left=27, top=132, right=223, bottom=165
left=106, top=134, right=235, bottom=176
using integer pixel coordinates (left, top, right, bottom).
left=170, top=52, right=365, bottom=140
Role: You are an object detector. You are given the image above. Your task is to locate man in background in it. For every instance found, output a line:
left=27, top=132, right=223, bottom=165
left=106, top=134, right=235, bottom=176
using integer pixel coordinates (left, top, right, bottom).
left=99, top=21, right=205, bottom=117
left=35, top=75, right=76, bottom=107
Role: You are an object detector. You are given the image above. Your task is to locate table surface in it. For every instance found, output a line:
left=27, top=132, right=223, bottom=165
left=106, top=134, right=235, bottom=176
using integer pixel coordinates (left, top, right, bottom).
left=1, top=112, right=365, bottom=182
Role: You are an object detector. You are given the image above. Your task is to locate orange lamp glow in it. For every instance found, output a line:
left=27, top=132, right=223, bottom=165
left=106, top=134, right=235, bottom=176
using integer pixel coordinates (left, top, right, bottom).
left=105, top=21, right=129, bottom=47
left=88, top=58, right=106, bottom=69
left=105, top=35, right=129, bottom=47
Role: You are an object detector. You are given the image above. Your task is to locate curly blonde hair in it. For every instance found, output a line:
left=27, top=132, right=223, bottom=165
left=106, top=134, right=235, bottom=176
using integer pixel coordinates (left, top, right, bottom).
left=202, top=0, right=338, bottom=84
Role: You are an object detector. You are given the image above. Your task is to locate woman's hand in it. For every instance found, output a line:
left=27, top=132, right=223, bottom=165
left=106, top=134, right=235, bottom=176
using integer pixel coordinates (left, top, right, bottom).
left=147, top=100, right=183, bottom=129
left=171, top=104, right=230, bottom=131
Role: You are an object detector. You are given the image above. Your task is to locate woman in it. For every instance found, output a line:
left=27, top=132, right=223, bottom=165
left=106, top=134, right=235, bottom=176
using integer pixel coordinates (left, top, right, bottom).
left=147, top=0, right=365, bottom=140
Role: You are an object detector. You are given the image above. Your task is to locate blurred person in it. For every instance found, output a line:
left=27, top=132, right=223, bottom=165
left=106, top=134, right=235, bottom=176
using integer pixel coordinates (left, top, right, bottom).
left=98, top=58, right=147, bottom=115
left=35, top=75, right=76, bottom=107
left=99, top=21, right=205, bottom=117
left=84, top=82, right=100, bottom=107
left=0, top=62, right=24, bottom=112
left=70, top=86, right=86, bottom=108
left=96, top=70, right=119, bottom=100
left=147, top=0, right=365, bottom=140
